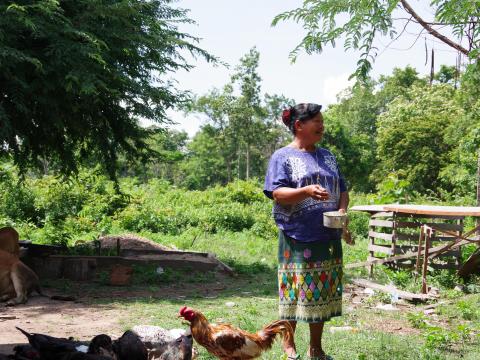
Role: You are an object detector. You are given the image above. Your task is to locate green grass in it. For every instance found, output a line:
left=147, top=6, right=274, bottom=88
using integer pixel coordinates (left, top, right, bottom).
left=45, top=227, right=480, bottom=360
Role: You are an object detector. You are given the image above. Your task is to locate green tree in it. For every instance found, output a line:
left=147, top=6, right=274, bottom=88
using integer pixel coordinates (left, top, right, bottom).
left=376, top=84, right=463, bottom=193
left=181, top=125, right=228, bottom=189
left=0, top=0, right=213, bottom=179
left=230, top=47, right=266, bottom=180
left=188, top=85, right=238, bottom=183
left=118, top=128, right=188, bottom=183
left=185, top=48, right=295, bottom=188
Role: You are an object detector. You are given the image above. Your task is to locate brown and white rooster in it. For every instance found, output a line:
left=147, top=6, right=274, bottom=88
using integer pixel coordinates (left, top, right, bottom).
left=178, top=306, right=293, bottom=360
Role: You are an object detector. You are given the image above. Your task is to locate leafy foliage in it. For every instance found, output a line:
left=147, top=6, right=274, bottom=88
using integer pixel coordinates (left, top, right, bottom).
left=0, top=0, right=214, bottom=178
left=376, top=84, right=463, bottom=192
left=184, top=48, right=294, bottom=188
left=273, top=1, right=480, bottom=79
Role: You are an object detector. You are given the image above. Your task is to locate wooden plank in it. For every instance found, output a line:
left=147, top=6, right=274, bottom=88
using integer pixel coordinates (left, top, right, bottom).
left=383, top=205, right=480, bottom=217
left=393, top=233, right=460, bottom=242
left=392, top=245, right=459, bottom=257
left=402, top=214, right=465, bottom=220
left=372, top=212, right=394, bottom=218
left=351, top=278, right=433, bottom=302
left=428, top=262, right=458, bottom=270
left=370, top=219, right=394, bottom=228
left=368, top=244, right=393, bottom=255
left=350, top=205, right=387, bottom=213
left=393, top=222, right=463, bottom=231
left=369, top=231, right=393, bottom=241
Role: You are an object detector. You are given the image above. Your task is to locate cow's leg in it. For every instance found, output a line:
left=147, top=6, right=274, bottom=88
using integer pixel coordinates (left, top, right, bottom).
left=6, top=267, right=27, bottom=306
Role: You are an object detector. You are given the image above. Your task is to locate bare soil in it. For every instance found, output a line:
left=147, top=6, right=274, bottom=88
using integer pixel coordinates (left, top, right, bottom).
left=0, top=295, right=124, bottom=354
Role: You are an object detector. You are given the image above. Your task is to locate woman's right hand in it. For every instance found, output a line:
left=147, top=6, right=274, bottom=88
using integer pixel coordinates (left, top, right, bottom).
left=304, top=184, right=329, bottom=201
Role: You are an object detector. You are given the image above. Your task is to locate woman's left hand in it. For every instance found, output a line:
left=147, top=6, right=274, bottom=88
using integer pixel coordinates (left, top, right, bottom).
left=338, top=209, right=354, bottom=245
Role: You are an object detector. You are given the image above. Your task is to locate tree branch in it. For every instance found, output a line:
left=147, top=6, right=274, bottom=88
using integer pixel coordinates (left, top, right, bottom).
left=400, top=0, right=471, bottom=56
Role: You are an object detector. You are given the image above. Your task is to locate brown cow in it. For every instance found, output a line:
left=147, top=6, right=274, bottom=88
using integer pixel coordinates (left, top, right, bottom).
left=0, top=249, right=43, bottom=306
left=0, top=226, right=20, bottom=257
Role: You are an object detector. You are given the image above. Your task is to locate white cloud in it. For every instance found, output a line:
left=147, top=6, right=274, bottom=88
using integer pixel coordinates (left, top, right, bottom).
left=166, top=110, right=204, bottom=138
left=322, top=73, right=354, bottom=106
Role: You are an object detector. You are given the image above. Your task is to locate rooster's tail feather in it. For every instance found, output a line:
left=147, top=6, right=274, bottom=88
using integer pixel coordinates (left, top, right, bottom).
left=259, top=320, right=294, bottom=349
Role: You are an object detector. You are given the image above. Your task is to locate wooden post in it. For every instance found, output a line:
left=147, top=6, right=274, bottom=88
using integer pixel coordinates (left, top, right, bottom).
left=456, top=219, right=463, bottom=269
left=476, top=150, right=480, bottom=239
left=116, top=238, right=121, bottom=257
left=415, top=226, right=425, bottom=277
left=368, top=217, right=375, bottom=276
left=422, top=228, right=434, bottom=294
left=391, top=212, right=397, bottom=268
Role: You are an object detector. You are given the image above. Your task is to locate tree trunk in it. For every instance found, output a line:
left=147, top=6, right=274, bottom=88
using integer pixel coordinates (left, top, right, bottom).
left=246, top=144, right=250, bottom=180
left=477, top=150, right=480, bottom=207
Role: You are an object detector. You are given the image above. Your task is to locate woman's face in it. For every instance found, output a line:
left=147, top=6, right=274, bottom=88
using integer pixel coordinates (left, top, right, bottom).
left=295, top=112, right=324, bottom=143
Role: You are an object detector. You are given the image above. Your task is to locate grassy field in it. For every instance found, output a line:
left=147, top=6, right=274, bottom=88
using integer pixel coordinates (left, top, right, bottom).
left=41, top=231, right=480, bottom=360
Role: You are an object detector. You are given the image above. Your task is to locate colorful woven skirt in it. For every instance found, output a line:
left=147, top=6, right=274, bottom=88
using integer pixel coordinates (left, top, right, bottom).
left=278, top=230, right=343, bottom=323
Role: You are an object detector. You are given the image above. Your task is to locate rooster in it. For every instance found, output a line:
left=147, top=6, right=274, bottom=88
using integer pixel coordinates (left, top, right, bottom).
left=178, top=306, right=293, bottom=360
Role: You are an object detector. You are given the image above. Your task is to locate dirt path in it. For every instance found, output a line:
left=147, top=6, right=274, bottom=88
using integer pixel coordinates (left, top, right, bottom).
left=0, top=296, right=125, bottom=354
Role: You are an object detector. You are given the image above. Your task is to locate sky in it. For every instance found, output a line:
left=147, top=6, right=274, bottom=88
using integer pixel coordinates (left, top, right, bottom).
left=158, top=0, right=466, bottom=137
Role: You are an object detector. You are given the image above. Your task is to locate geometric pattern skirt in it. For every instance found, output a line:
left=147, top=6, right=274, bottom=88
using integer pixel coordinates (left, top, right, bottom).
left=278, top=230, right=343, bottom=323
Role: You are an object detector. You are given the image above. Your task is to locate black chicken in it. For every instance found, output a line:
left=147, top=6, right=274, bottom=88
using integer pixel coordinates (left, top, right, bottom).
left=113, top=331, right=147, bottom=360
left=88, top=335, right=116, bottom=359
left=15, top=327, right=114, bottom=360
left=16, top=327, right=77, bottom=359
left=11, top=344, right=40, bottom=360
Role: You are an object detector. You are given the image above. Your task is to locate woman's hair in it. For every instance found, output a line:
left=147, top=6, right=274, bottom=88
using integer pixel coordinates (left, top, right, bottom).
left=282, top=103, right=322, bottom=134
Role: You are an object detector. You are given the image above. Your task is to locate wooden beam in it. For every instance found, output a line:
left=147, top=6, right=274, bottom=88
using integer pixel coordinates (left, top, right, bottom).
left=369, top=231, right=393, bottom=241
left=368, top=244, right=394, bottom=255
left=351, top=278, right=433, bottom=302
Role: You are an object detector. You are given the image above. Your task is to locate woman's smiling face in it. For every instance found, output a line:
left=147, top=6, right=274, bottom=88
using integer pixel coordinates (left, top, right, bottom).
left=295, top=112, right=324, bottom=143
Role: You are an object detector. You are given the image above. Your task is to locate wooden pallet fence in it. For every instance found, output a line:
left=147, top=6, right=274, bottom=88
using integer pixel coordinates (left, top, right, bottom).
left=367, top=212, right=463, bottom=275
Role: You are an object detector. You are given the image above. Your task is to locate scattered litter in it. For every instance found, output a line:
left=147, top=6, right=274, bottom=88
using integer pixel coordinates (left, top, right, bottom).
left=260, top=258, right=266, bottom=262
left=424, top=309, right=436, bottom=315
left=363, top=288, right=375, bottom=296
left=427, top=286, right=440, bottom=296
left=225, top=302, right=236, bottom=307
left=390, top=291, right=399, bottom=304
left=329, top=326, right=357, bottom=333
left=375, top=303, right=399, bottom=311
left=454, top=285, right=465, bottom=292
left=156, top=267, right=164, bottom=275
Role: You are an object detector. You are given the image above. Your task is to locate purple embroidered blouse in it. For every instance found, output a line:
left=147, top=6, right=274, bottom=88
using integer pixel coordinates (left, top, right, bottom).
left=263, top=146, right=347, bottom=242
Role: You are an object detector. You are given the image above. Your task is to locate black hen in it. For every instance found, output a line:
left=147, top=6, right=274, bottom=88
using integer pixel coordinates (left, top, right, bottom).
left=11, top=344, right=41, bottom=359
left=15, top=327, right=114, bottom=360
left=15, top=327, right=77, bottom=359
left=88, top=334, right=116, bottom=359
left=113, top=331, right=147, bottom=360
left=147, top=334, right=193, bottom=360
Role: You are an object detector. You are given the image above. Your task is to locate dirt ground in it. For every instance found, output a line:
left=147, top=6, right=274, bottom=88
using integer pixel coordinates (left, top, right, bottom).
left=0, top=281, right=421, bottom=356
left=0, top=295, right=126, bottom=354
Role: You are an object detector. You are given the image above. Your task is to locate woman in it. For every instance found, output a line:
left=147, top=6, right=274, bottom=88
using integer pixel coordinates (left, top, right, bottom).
left=263, top=103, right=350, bottom=360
